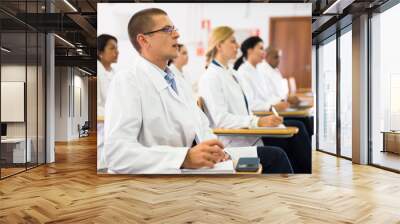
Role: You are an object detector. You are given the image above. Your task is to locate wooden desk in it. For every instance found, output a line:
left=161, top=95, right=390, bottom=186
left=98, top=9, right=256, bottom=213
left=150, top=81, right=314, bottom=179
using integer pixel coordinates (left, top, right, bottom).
left=213, top=127, right=299, bottom=138
left=99, top=162, right=263, bottom=175
left=296, top=88, right=312, bottom=94
left=294, top=92, right=314, bottom=109
left=253, top=109, right=312, bottom=118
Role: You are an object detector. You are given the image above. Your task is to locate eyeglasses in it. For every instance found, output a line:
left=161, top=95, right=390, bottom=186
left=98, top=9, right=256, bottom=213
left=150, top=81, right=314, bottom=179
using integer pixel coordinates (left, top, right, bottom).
left=143, top=25, right=178, bottom=35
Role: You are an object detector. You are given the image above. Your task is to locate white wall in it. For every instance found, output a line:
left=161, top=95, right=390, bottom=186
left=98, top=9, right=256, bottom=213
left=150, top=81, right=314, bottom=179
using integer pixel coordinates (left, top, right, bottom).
left=1, top=65, right=38, bottom=138
left=1, top=64, right=46, bottom=163
left=98, top=3, right=311, bottom=87
left=54, top=67, right=89, bottom=141
left=55, top=66, right=69, bottom=141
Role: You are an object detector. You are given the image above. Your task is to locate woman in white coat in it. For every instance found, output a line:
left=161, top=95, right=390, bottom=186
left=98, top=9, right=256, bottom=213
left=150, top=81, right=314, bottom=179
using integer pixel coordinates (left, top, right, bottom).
left=104, top=8, right=292, bottom=174
left=97, top=34, right=119, bottom=171
left=168, top=44, right=189, bottom=81
left=233, top=36, right=289, bottom=112
left=168, top=44, right=198, bottom=96
left=199, top=29, right=311, bottom=173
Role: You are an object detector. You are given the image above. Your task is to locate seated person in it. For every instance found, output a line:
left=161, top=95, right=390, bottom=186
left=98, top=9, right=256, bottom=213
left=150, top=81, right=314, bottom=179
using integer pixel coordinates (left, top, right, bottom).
left=97, top=34, right=119, bottom=170
left=256, top=46, right=314, bottom=138
left=168, top=43, right=198, bottom=95
left=237, top=37, right=313, bottom=140
left=198, top=28, right=311, bottom=173
left=257, top=46, right=299, bottom=107
left=234, top=36, right=288, bottom=112
left=104, top=8, right=293, bottom=174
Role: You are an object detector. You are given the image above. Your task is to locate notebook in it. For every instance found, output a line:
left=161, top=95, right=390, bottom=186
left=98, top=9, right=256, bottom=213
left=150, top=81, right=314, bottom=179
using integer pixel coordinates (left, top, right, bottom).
left=181, top=160, right=235, bottom=174
left=253, top=124, right=287, bottom=129
left=295, top=101, right=313, bottom=109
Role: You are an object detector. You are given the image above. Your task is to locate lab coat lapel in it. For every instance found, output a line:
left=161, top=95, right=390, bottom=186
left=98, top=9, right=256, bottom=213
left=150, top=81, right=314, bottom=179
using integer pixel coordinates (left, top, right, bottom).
left=138, top=57, right=185, bottom=104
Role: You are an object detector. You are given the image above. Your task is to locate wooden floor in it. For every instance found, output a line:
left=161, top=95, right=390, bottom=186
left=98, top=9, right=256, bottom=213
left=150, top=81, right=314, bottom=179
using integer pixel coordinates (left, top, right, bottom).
left=1, top=167, right=26, bottom=178
left=372, top=150, right=400, bottom=171
left=1, top=135, right=400, bottom=223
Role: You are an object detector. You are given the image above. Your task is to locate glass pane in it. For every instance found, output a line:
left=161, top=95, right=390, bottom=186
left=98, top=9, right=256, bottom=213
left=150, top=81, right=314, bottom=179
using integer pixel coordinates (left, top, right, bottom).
left=26, top=0, right=41, bottom=168
left=371, top=4, right=400, bottom=171
left=317, top=37, right=337, bottom=154
left=1, top=31, right=27, bottom=177
left=38, top=33, right=45, bottom=165
left=339, top=30, right=352, bottom=158
left=27, top=31, right=38, bottom=169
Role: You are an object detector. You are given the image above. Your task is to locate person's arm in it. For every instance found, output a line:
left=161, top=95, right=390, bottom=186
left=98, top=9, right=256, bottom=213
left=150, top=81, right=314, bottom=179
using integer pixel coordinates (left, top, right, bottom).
left=198, top=73, right=258, bottom=129
left=104, top=72, right=189, bottom=174
left=278, top=77, right=289, bottom=100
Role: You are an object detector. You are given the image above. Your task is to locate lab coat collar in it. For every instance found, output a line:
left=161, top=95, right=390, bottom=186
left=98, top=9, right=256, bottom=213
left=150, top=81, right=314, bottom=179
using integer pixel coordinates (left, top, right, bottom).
left=209, top=59, right=239, bottom=80
left=243, top=60, right=257, bottom=71
left=264, top=60, right=280, bottom=72
left=137, top=56, right=170, bottom=92
left=137, top=56, right=185, bottom=104
left=209, top=60, right=229, bottom=73
left=97, top=61, right=106, bottom=74
left=211, top=59, right=229, bottom=70
left=169, top=64, right=184, bottom=79
left=97, top=60, right=115, bottom=75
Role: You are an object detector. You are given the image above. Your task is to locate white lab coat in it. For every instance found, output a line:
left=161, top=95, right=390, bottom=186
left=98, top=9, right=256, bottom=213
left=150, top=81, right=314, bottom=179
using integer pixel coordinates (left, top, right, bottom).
left=169, top=64, right=199, bottom=97
left=169, top=64, right=186, bottom=81
left=257, top=61, right=289, bottom=100
left=97, top=61, right=116, bottom=117
left=198, top=60, right=261, bottom=147
left=104, top=56, right=218, bottom=174
left=236, top=61, right=281, bottom=111
left=97, top=61, right=116, bottom=170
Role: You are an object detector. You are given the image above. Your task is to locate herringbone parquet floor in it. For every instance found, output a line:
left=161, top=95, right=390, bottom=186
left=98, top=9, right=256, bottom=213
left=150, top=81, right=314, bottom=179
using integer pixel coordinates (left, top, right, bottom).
left=1, top=135, right=400, bottom=223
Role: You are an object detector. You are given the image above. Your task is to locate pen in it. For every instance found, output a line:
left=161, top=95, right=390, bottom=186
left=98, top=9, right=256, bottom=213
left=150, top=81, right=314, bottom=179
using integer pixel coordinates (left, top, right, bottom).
left=223, top=151, right=232, bottom=161
left=271, top=106, right=279, bottom=117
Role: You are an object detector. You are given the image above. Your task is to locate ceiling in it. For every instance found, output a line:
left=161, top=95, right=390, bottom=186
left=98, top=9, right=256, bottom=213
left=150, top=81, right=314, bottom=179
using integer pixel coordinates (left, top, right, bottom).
left=0, top=0, right=392, bottom=74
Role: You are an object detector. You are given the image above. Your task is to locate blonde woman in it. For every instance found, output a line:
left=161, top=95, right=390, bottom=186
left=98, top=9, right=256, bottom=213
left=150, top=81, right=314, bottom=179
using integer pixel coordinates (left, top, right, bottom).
left=198, top=26, right=311, bottom=173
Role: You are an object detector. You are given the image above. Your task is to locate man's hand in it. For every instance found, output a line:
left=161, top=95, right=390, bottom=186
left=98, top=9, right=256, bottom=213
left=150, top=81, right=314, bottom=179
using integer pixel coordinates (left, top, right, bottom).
left=182, top=139, right=226, bottom=169
left=258, top=115, right=283, bottom=127
left=273, top=101, right=289, bottom=111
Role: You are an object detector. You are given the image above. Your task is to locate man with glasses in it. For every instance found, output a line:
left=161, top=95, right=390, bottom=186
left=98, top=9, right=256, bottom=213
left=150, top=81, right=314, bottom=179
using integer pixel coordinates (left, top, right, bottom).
left=104, top=8, right=292, bottom=174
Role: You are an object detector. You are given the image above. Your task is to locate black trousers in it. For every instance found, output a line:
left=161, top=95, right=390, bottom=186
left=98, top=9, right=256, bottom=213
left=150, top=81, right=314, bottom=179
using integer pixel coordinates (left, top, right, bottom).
left=262, top=120, right=312, bottom=173
left=257, top=146, right=293, bottom=174
left=284, top=116, right=314, bottom=142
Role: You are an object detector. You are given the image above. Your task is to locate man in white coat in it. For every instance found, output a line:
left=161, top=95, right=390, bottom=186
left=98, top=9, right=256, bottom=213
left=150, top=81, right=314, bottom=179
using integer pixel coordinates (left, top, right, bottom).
left=257, top=46, right=299, bottom=105
left=258, top=46, right=314, bottom=141
left=103, top=8, right=292, bottom=174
